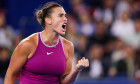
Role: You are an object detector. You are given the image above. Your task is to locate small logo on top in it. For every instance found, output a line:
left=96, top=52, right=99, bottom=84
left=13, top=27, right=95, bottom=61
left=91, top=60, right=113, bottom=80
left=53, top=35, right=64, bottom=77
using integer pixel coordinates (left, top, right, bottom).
left=47, top=52, right=53, bottom=55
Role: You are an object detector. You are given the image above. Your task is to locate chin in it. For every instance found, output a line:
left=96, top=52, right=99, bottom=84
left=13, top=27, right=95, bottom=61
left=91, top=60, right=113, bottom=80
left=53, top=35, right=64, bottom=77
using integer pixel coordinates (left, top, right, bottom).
left=60, top=32, right=65, bottom=35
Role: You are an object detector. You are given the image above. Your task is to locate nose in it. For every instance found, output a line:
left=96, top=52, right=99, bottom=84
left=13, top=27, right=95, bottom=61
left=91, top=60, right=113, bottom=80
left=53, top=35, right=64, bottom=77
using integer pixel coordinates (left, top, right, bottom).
left=64, top=16, right=67, bottom=21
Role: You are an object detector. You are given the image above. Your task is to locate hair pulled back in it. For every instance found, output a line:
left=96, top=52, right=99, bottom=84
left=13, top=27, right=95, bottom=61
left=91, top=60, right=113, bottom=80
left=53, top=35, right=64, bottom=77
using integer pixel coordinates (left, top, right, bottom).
left=36, top=2, right=62, bottom=28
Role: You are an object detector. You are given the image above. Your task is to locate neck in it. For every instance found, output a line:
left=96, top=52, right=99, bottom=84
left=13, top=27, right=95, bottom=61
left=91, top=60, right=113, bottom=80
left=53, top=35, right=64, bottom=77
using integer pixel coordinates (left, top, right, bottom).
left=41, top=28, right=59, bottom=46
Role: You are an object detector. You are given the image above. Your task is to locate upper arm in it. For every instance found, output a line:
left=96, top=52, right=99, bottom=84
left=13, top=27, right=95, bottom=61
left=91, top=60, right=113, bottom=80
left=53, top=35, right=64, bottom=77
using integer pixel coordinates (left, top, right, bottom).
left=6, top=40, right=33, bottom=76
left=61, top=41, right=74, bottom=79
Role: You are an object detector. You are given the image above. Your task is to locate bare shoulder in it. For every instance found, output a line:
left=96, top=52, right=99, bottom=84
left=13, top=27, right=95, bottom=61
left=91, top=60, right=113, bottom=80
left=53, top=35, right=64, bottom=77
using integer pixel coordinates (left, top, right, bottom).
left=60, top=36, right=74, bottom=49
left=17, top=33, right=38, bottom=51
left=60, top=36, right=74, bottom=60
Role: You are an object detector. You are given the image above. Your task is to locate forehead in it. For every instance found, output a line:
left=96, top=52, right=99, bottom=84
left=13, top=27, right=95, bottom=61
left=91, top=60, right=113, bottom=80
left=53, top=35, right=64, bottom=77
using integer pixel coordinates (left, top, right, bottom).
left=52, top=7, right=66, bottom=14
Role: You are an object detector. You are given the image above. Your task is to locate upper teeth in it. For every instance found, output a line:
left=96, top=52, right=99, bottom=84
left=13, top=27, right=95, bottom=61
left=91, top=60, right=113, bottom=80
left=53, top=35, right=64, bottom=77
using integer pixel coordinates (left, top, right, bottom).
left=63, top=24, right=66, bottom=25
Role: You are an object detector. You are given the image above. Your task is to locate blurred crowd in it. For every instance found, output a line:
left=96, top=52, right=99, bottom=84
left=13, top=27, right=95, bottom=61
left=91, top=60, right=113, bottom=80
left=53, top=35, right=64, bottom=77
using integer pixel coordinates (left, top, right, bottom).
left=65, top=0, right=140, bottom=81
left=0, top=0, right=140, bottom=83
left=0, top=8, right=23, bottom=83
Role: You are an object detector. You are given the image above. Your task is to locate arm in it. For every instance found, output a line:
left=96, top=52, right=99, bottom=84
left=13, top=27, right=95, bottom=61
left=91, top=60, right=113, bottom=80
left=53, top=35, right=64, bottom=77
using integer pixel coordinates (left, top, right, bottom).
left=60, top=42, right=89, bottom=84
left=4, top=40, right=33, bottom=84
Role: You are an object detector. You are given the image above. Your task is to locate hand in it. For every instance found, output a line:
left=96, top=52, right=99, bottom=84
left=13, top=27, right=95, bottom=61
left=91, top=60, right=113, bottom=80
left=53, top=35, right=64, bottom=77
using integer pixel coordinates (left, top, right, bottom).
left=75, top=57, right=89, bottom=72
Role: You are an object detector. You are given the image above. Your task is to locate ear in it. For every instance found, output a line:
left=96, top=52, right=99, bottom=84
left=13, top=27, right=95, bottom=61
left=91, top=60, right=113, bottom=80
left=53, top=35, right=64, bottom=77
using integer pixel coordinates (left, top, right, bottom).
left=45, top=17, right=51, bottom=25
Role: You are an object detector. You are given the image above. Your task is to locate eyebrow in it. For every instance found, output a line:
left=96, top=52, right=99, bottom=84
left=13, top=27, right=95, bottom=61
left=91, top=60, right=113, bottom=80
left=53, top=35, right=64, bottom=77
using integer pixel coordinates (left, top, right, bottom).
left=59, top=13, right=67, bottom=16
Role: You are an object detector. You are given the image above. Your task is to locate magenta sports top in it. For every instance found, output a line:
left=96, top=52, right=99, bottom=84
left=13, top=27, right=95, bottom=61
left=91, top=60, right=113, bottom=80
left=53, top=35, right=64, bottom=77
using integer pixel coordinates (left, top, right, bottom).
left=20, top=32, right=66, bottom=84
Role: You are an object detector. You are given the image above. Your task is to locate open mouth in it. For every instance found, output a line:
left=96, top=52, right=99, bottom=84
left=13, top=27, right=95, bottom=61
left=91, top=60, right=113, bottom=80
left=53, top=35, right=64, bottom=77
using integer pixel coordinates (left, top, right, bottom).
left=62, top=23, right=67, bottom=31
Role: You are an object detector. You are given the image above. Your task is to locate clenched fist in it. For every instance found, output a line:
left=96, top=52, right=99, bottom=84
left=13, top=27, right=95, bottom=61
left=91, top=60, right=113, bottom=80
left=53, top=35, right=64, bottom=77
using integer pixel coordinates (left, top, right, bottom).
left=75, top=57, right=89, bottom=72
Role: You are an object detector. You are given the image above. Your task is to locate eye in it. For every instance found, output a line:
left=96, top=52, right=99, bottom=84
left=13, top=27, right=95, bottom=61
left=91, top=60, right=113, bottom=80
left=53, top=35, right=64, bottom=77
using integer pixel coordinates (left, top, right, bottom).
left=59, top=14, right=63, bottom=17
left=65, top=14, right=67, bottom=18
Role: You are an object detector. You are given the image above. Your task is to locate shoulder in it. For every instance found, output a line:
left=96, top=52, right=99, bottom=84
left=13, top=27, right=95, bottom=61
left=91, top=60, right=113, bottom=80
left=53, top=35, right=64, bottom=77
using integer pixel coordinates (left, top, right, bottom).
left=16, top=33, right=38, bottom=51
left=60, top=36, right=74, bottom=49
left=60, top=36, right=74, bottom=60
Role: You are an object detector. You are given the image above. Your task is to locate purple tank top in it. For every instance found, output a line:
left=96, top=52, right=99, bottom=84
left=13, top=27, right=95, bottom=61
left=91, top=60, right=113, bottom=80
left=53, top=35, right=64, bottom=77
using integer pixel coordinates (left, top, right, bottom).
left=20, top=32, right=66, bottom=84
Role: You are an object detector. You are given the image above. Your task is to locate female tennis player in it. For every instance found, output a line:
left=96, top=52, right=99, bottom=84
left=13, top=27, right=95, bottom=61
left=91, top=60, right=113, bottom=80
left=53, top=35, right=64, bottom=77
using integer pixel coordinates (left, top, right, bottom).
left=4, top=2, right=89, bottom=84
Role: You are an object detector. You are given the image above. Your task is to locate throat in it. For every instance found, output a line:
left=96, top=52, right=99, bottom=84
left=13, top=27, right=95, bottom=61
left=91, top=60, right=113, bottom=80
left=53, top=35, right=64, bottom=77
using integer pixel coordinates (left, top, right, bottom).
left=41, top=31, right=60, bottom=47
left=44, top=35, right=59, bottom=46
left=45, top=41, right=58, bottom=46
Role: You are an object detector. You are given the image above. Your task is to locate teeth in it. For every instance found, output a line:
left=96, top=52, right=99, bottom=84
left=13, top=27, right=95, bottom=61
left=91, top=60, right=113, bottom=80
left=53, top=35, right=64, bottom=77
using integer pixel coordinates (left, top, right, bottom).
left=62, top=23, right=67, bottom=29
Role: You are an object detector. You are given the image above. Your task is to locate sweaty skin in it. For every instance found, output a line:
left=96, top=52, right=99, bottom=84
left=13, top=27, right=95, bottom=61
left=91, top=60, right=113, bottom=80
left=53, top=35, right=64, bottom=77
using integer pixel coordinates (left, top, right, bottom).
left=4, top=6, right=89, bottom=84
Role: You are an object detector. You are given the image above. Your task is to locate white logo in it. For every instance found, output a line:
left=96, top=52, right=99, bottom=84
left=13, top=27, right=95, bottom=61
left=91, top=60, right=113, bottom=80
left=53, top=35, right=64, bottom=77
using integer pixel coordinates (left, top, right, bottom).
left=47, top=52, right=53, bottom=55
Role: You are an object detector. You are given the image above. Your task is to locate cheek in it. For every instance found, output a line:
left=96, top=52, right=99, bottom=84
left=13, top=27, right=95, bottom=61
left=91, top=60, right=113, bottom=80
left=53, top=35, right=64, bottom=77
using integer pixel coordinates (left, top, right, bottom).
left=53, top=20, right=62, bottom=27
left=54, top=22, right=61, bottom=28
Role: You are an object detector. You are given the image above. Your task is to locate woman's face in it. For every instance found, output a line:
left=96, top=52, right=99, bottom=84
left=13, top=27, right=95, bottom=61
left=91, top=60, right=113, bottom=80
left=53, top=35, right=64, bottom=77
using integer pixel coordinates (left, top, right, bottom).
left=47, top=7, right=67, bottom=35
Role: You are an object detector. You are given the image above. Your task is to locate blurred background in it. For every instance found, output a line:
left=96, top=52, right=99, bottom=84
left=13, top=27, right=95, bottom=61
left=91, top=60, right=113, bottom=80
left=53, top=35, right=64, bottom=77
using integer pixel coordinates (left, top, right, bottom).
left=0, top=0, right=140, bottom=84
